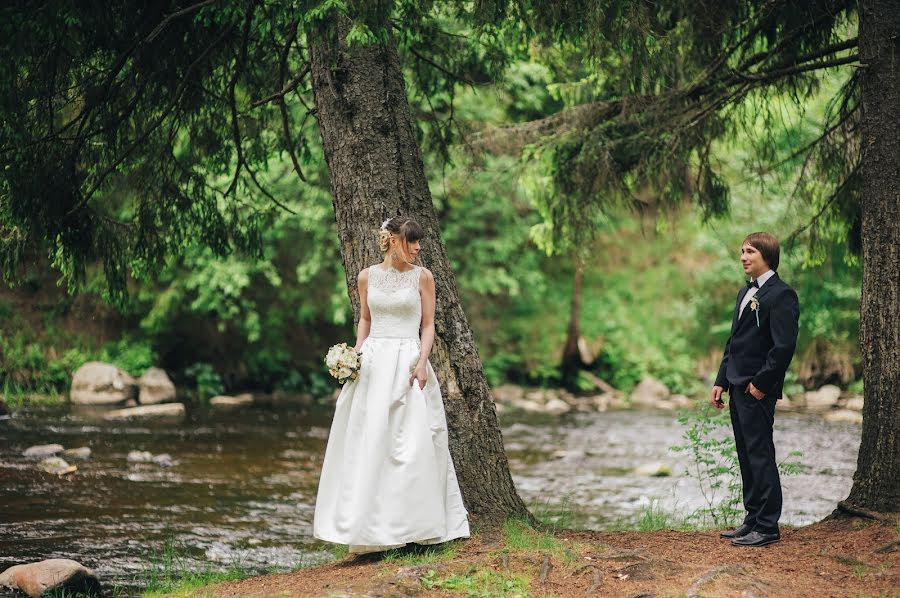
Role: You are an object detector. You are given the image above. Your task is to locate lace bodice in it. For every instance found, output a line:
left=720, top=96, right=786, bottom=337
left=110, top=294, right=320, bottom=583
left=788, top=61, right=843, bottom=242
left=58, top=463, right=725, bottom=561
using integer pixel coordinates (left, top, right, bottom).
left=367, top=265, right=422, bottom=339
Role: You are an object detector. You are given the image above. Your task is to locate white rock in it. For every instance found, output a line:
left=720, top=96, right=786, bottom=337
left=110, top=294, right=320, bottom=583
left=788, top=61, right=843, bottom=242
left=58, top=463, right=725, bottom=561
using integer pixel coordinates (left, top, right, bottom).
left=37, top=457, right=76, bottom=475
left=104, top=403, right=186, bottom=421
left=23, top=444, right=64, bottom=458
left=492, top=384, right=525, bottom=404
left=804, top=385, right=842, bottom=412
left=630, top=377, right=671, bottom=408
left=127, top=450, right=154, bottom=463
left=510, top=398, right=545, bottom=413
left=209, top=394, right=254, bottom=409
left=0, top=559, right=101, bottom=598
left=138, top=367, right=177, bottom=405
left=69, top=361, right=137, bottom=405
left=824, top=409, right=863, bottom=424
left=63, top=447, right=92, bottom=460
left=844, top=395, right=864, bottom=411
left=669, top=394, right=695, bottom=409
left=633, top=463, right=672, bottom=477
left=151, top=453, right=175, bottom=467
left=544, top=398, right=572, bottom=416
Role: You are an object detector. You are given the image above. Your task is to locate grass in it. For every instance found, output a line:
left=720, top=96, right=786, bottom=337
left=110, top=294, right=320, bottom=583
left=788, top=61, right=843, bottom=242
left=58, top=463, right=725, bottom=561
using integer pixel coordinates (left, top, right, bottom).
left=139, top=539, right=251, bottom=598
left=381, top=542, right=460, bottom=565
left=1, top=388, right=67, bottom=408
left=420, top=567, right=533, bottom=597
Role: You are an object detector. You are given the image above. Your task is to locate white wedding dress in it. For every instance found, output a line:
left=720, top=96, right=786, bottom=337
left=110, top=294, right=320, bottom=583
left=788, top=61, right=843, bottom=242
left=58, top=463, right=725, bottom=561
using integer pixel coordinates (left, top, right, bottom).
left=313, top=264, right=470, bottom=553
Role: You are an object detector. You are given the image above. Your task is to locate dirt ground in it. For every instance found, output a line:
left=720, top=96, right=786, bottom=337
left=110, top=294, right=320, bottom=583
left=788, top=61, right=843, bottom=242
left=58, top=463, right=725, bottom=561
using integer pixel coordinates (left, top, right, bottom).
left=213, top=517, right=899, bottom=598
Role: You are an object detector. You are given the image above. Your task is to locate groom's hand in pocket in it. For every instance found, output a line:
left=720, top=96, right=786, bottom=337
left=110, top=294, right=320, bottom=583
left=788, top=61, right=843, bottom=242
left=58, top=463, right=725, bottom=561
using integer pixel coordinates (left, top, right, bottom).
left=710, top=385, right=726, bottom=409
left=747, top=382, right=765, bottom=400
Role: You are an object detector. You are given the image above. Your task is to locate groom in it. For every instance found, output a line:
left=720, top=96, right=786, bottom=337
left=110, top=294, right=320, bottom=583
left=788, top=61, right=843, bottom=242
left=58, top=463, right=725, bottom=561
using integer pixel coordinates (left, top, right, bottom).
left=711, top=232, right=799, bottom=547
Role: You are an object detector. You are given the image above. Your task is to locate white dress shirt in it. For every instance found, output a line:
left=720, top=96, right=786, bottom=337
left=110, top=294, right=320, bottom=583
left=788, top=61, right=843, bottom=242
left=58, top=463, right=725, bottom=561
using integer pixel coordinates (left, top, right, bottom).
left=739, top=269, right=775, bottom=318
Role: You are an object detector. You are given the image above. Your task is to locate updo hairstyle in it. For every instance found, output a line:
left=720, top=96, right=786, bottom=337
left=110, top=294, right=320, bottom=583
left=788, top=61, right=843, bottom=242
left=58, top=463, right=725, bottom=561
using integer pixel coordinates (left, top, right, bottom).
left=378, top=217, right=424, bottom=260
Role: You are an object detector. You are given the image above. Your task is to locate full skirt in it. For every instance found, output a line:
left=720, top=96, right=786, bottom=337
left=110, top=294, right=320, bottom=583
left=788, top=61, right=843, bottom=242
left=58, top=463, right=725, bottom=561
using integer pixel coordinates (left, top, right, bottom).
left=313, top=337, right=470, bottom=553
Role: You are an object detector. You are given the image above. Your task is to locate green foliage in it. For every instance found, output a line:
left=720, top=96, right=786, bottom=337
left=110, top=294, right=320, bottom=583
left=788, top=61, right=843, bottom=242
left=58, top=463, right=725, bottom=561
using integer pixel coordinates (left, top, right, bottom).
left=671, top=403, right=743, bottom=528
left=97, top=338, right=157, bottom=377
left=185, top=363, right=224, bottom=402
left=420, top=567, right=531, bottom=597
left=672, top=401, right=808, bottom=528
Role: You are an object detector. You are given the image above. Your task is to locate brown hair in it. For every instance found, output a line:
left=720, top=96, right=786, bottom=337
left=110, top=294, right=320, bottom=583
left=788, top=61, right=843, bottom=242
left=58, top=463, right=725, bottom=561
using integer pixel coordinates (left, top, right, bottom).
left=743, top=232, right=780, bottom=271
left=378, top=217, right=424, bottom=261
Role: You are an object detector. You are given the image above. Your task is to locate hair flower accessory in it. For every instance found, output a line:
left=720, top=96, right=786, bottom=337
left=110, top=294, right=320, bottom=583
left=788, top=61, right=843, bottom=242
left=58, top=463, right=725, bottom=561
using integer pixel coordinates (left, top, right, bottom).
left=380, top=218, right=392, bottom=230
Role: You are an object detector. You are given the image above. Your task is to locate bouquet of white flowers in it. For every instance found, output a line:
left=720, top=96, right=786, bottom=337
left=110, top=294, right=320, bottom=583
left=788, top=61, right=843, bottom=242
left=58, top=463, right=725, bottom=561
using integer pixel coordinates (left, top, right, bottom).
left=324, top=343, right=361, bottom=384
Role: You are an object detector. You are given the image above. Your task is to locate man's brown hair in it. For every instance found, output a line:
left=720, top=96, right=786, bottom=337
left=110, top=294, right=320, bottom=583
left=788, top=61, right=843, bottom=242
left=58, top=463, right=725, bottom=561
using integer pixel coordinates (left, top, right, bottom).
left=743, top=232, right=780, bottom=271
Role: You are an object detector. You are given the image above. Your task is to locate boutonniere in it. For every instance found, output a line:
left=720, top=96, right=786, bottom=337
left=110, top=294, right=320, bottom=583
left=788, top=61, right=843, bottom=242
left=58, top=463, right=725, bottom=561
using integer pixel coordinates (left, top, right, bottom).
left=749, top=295, right=760, bottom=327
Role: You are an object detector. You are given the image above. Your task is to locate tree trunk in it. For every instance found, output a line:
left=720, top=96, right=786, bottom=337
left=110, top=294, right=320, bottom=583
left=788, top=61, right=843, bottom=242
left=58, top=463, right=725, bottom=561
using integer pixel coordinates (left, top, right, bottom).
left=307, top=17, right=530, bottom=523
left=561, top=253, right=584, bottom=388
left=843, top=0, right=900, bottom=514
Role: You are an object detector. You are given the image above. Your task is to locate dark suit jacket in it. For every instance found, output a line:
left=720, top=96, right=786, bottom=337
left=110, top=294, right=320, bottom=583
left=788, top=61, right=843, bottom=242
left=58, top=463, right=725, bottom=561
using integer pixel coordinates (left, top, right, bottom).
left=715, top=273, right=800, bottom=400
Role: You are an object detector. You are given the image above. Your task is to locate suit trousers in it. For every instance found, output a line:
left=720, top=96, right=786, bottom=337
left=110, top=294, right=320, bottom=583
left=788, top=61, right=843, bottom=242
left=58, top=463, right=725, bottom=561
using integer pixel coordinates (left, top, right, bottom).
left=729, top=384, right=782, bottom=533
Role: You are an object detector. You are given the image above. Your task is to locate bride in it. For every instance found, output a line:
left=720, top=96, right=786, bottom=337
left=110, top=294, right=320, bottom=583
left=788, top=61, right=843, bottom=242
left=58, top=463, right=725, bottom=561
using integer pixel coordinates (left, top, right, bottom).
left=313, top=216, right=470, bottom=554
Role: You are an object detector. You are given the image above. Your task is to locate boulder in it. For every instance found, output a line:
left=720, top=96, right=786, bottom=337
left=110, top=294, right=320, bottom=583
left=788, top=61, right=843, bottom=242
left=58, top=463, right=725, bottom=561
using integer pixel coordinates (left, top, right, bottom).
left=210, top=394, right=254, bottom=409
left=137, top=367, right=177, bottom=405
left=0, top=559, right=101, bottom=597
left=804, top=385, right=842, bottom=412
left=543, top=397, right=572, bottom=416
left=492, top=384, right=525, bottom=405
left=127, top=450, right=154, bottom=463
left=824, top=409, right=863, bottom=424
left=37, top=457, right=77, bottom=475
left=63, top=447, right=92, bottom=460
left=23, top=444, right=64, bottom=458
left=104, top=403, right=186, bottom=421
left=70, top=362, right=137, bottom=406
left=669, top=394, right=695, bottom=409
left=843, top=395, right=864, bottom=412
left=630, top=377, right=671, bottom=408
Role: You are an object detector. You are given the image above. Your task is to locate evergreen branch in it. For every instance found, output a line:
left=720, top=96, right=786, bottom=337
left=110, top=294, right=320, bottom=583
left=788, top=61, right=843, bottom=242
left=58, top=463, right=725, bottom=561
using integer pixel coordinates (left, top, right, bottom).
left=224, top=1, right=258, bottom=198
left=146, top=0, right=220, bottom=43
left=731, top=53, right=859, bottom=83
left=274, top=20, right=308, bottom=183
left=249, top=63, right=310, bottom=109
left=784, top=164, right=860, bottom=248
left=245, top=162, right=297, bottom=215
left=408, top=46, right=476, bottom=87
left=67, top=26, right=235, bottom=215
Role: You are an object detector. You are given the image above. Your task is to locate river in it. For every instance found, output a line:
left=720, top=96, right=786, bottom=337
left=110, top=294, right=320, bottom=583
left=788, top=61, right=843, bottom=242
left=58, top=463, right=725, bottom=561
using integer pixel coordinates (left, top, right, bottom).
left=0, top=403, right=860, bottom=593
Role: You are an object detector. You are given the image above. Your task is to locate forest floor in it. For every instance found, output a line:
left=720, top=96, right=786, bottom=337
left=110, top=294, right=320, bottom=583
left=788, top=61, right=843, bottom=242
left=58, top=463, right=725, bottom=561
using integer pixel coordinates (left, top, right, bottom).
left=188, top=516, right=899, bottom=598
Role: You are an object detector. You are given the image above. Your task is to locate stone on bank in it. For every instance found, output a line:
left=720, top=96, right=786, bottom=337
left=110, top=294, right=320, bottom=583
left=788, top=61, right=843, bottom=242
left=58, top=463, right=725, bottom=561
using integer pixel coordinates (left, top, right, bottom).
left=0, top=559, right=101, bottom=597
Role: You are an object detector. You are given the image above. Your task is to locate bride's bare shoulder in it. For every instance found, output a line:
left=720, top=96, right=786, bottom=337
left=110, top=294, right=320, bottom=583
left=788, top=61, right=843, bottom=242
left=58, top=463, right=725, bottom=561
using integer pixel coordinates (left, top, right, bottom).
left=358, top=266, right=373, bottom=283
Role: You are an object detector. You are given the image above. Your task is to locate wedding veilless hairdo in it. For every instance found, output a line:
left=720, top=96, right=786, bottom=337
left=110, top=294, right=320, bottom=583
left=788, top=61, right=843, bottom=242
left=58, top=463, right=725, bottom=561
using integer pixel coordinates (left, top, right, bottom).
left=378, top=217, right=424, bottom=261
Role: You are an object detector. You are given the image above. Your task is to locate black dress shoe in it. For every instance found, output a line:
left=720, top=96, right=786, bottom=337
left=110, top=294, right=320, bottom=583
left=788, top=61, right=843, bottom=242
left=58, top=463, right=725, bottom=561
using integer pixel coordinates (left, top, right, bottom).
left=720, top=524, right=753, bottom=539
left=731, top=530, right=780, bottom=547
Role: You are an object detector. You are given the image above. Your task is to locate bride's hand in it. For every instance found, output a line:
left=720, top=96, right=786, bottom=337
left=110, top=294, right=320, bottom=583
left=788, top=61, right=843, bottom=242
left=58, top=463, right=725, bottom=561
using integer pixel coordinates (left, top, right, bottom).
left=409, top=364, right=427, bottom=390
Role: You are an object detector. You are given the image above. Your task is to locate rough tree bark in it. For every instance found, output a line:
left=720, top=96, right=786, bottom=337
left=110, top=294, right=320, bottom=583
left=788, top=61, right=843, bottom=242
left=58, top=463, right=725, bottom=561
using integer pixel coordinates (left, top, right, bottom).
left=842, top=0, right=900, bottom=515
left=307, top=17, right=530, bottom=523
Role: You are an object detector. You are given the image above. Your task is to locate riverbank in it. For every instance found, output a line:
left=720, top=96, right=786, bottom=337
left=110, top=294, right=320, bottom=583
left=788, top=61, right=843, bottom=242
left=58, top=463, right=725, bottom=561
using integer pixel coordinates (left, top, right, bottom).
left=193, top=516, right=898, bottom=598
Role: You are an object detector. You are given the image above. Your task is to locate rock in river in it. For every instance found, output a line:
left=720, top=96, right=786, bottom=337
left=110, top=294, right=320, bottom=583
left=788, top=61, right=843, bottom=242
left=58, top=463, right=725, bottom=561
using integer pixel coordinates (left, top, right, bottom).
left=104, top=403, right=186, bottom=421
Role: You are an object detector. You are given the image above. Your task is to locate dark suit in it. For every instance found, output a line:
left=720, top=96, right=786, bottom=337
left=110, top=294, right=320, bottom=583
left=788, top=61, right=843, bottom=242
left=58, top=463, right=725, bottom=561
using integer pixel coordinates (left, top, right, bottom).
left=715, top=272, right=799, bottom=534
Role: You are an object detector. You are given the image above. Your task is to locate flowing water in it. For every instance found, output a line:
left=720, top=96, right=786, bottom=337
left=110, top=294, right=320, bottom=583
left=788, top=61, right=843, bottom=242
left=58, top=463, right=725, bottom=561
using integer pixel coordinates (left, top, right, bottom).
left=0, top=403, right=860, bottom=594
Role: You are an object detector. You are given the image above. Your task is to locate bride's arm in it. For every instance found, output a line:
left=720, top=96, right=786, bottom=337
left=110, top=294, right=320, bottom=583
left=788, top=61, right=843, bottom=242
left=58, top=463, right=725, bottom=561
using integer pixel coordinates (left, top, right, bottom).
left=412, top=269, right=436, bottom=387
left=353, top=269, right=372, bottom=352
